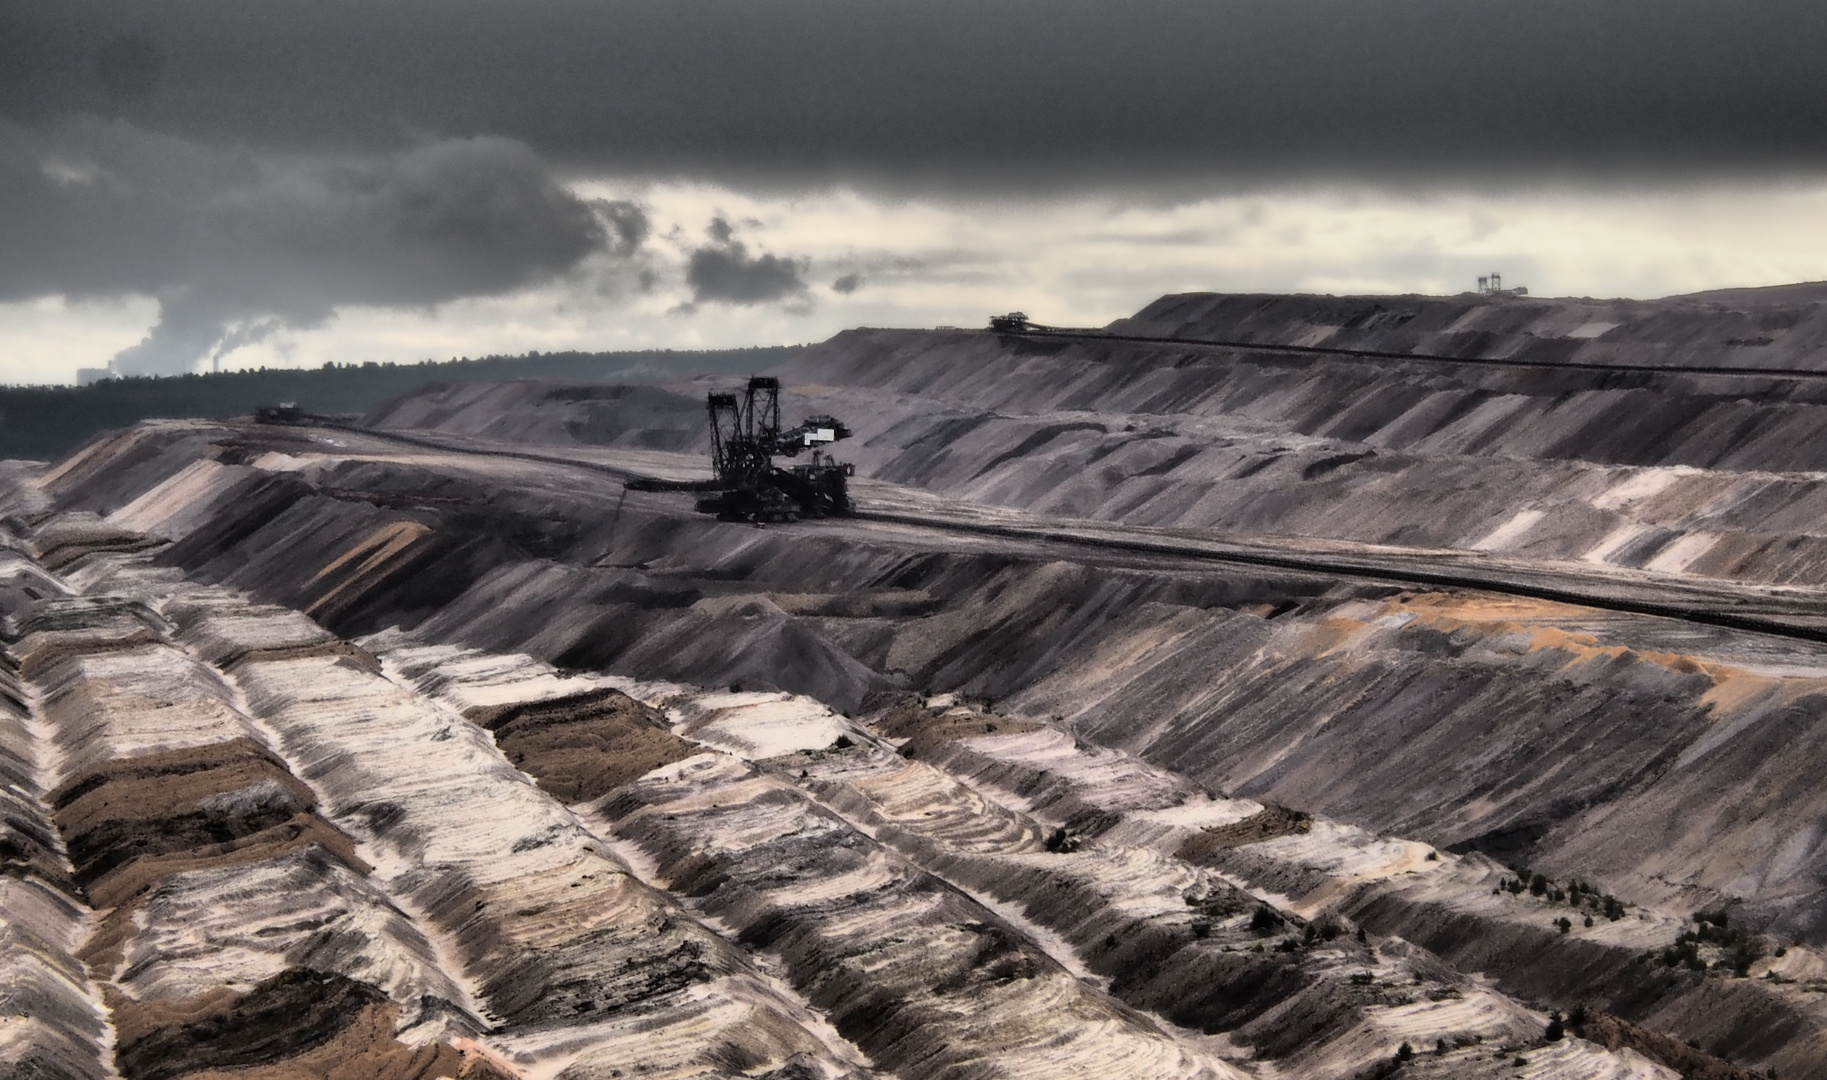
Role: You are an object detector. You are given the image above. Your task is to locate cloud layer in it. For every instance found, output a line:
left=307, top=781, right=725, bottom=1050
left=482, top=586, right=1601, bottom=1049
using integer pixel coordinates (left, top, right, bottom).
left=7, top=2, right=1827, bottom=380
left=0, top=120, right=622, bottom=373
left=686, top=219, right=809, bottom=306
left=9, top=2, right=1827, bottom=187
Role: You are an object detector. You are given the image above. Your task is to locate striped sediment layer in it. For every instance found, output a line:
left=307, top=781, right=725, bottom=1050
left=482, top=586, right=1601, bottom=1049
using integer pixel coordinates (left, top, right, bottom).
left=0, top=562, right=510, bottom=1078
left=383, top=639, right=1722, bottom=1080
left=0, top=499, right=1768, bottom=1078
left=12, top=345, right=1827, bottom=1076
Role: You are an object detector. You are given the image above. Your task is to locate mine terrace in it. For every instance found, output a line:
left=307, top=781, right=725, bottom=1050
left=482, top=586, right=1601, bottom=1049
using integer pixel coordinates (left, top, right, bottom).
left=15, top=285, right=1827, bottom=1080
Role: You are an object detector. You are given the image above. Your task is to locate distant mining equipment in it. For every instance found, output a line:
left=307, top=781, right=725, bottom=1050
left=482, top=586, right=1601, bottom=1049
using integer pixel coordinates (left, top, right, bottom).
left=989, top=311, right=1067, bottom=333
left=689, top=376, right=855, bottom=523
left=253, top=402, right=305, bottom=424
left=1477, top=273, right=1529, bottom=297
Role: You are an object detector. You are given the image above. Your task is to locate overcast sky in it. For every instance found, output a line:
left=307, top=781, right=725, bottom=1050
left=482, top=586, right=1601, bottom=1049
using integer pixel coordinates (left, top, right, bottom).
left=6, top=1, right=1827, bottom=382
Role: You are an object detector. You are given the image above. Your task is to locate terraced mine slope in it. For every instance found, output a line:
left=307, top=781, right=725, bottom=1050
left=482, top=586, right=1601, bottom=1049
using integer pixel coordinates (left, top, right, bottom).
left=12, top=285, right=1827, bottom=1078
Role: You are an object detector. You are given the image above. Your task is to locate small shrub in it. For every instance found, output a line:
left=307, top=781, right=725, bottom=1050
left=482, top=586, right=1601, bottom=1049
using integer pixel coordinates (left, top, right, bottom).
left=1729, top=940, right=1765, bottom=978
left=1584, top=915, right=1594, bottom=927
left=1569, top=1002, right=1587, bottom=1029
left=1250, top=906, right=1285, bottom=935
left=1191, top=921, right=1211, bottom=939
left=1545, top=1010, right=1565, bottom=1041
left=1530, top=873, right=1548, bottom=896
left=1395, top=1041, right=1414, bottom=1062
left=1357, top=926, right=1368, bottom=944
left=831, top=734, right=854, bottom=750
left=1557, top=917, right=1572, bottom=934
left=1425, top=850, right=1438, bottom=861
left=1350, top=971, right=1375, bottom=985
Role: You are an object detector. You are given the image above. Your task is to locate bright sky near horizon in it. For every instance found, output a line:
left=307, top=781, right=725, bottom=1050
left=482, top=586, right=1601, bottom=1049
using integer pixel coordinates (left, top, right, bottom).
left=8, top=2, right=1827, bottom=384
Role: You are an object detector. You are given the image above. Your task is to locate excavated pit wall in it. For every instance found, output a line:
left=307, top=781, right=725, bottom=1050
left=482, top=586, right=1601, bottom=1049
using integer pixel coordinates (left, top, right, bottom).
left=0, top=497, right=885, bottom=1077
left=382, top=638, right=1690, bottom=1080
left=23, top=420, right=1827, bottom=946
left=371, top=306, right=1827, bottom=585
left=0, top=492, right=1775, bottom=1079
left=14, top=413, right=1827, bottom=1072
left=0, top=555, right=118, bottom=1079
left=765, top=329, right=1827, bottom=583
left=71, top=557, right=1264, bottom=1080
left=3, top=574, right=511, bottom=1078
left=1107, top=288, right=1827, bottom=372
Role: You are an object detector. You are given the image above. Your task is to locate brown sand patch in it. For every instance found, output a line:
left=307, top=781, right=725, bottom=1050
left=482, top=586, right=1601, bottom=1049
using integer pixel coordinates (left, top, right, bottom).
left=1390, top=592, right=1596, bottom=622
left=32, top=531, right=165, bottom=571
left=303, top=521, right=432, bottom=619
left=217, top=640, right=381, bottom=675
left=108, top=970, right=513, bottom=1080
left=1379, top=592, right=1827, bottom=715
left=50, top=738, right=368, bottom=908
left=1301, top=617, right=1366, bottom=657
left=867, top=697, right=1039, bottom=760
left=1576, top=1012, right=1763, bottom=1080
left=1176, top=802, right=1312, bottom=862
left=469, top=688, right=698, bottom=803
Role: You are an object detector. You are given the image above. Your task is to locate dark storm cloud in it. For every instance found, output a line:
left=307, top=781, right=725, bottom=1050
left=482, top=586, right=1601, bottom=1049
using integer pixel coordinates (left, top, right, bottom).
left=831, top=274, right=863, bottom=295
left=0, top=120, right=621, bottom=372
left=8, top=1, right=1827, bottom=187
left=686, top=219, right=809, bottom=306
left=4, top=0, right=1823, bottom=372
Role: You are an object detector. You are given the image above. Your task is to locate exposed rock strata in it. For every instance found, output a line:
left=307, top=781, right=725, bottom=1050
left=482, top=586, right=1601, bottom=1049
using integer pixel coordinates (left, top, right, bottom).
left=14, top=289, right=1827, bottom=1075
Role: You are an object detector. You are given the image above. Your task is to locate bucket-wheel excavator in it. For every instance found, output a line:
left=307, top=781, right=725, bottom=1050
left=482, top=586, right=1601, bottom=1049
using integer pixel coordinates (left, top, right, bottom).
left=693, top=377, right=855, bottom=522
